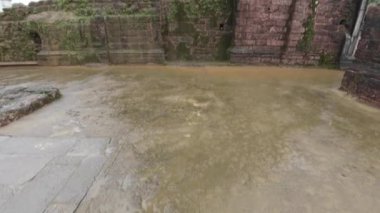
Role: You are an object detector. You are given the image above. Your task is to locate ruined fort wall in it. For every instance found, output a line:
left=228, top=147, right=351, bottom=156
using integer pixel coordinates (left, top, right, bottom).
left=0, top=0, right=56, bottom=62
left=0, top=21, right=37, bottom=61
left=159, top=0, right=234, bottom=61
left=231, top=0, right=357, bottom=65
left=36, top=15, right=163, bottom=65
left=313, top=0, right=355, bottom=59
left=231, top=0, right=294, bottom=64
left=0, top=0, right=164, bottom=64
left=0, top=0, right=375, bottom=66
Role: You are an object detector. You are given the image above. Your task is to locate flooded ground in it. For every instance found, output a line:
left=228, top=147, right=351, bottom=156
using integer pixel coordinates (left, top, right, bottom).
left=0, top=65, right=379, bottom=212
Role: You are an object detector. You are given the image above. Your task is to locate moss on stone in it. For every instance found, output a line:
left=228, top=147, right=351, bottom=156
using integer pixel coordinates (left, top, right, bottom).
left=176, top=42, right=191, bottom=60
left=56, top=21, right=84, bottom=51
left=319, top=52, right=338, bottom=68
left=166, top=0, right=236, bottom=61
left=200, top=36, right=210, bottom=46
left=0, top=20, right=46, bottom=61
left=298, top=0, right=319, bottom=52
left=215, top=33, right=233, bottom=61
left=209, top=15, right=218, bottom=28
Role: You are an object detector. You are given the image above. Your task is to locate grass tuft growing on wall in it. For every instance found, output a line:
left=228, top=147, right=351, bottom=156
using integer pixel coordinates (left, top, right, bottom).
left=298, top=0, right=319, bottom=52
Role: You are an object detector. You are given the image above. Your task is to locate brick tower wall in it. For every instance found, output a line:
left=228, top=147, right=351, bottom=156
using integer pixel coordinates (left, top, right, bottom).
left=231, top=0, right=357, bottom=65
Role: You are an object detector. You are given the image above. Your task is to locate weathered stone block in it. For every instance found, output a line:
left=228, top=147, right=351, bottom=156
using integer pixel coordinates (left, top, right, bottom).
left=341, top=70, right=380, bottom=107
left=0, top=86, right=61, bottom=127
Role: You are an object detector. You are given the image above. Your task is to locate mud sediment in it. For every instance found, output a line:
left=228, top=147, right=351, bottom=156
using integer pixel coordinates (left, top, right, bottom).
left=0, top=66, right=379, bottom=212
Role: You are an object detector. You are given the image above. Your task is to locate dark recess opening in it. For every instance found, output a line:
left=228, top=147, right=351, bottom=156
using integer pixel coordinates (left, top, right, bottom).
left=339, top=19, right=347, bottom=25
left=339, top=19, right=350, bottom=33
left=219, top=23, right=224, bottom=31
left=29, top=31, right=42, bottom=53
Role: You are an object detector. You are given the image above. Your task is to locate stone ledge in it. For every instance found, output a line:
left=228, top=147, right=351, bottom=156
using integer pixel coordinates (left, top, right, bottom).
left=38, top=49, right=165, bottom=56
left=340, top=70, right=380, bottom=108
left=0, top=61, right=38, bottom=67
left=37, top=49, right=165, bottom=65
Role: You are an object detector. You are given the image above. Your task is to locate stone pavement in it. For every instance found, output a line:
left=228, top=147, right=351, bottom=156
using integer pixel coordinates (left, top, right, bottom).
left=0, top=136, right=109, bottom=213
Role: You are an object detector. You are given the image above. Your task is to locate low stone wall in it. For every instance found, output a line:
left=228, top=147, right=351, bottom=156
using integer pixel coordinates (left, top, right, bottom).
left=0, top=0, right=374, bottom=66
left=340, top=69, right=380, bottom=107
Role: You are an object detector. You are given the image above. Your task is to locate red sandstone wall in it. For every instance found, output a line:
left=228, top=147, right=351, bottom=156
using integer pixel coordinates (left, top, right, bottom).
left=232, top=0, right=293, bottom=64
left=231, top=0, right=356, bottom=65
left=355, top=5, right=380, bottom=64
left=280, top=0, right=313, bottom=64
left=313, top=0, right=354, bottom=58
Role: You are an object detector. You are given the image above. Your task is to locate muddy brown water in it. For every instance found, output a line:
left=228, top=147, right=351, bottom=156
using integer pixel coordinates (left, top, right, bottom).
left=0, top=65, right=379, bottom=212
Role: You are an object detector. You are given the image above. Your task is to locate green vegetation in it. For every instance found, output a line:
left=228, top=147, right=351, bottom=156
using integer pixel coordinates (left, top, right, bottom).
left=318, top=52, right=337, bottom=68
left=176, top=42, right=192, bottom=60
left=24, top=21, right=48, bottom=36
left=0, top=20, right=50, bottom=61
left=166, top=0, right=236, bottom=61
left=57, top=22, right=83, bottom=51
left=57, top=0, right=157, bottom=17
left=3, top=7, right=28, bottom=20
left=57, top=0, right=94, bottom=16
left=216, top=33, right=233, bottom=61
left=168, top=0, right=234, bottom=20
left=0, top=31, right=33, bottom=61
left=369, top=0, right=380, bottom=4
left=1, top=18, right=92, bottom=63
left=298, top=0, right=319, bottom=52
